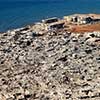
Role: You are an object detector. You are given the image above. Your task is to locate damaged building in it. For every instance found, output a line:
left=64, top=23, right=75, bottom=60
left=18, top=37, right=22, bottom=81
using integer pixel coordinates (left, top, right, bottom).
left=64, top=15, right=93, bottom=24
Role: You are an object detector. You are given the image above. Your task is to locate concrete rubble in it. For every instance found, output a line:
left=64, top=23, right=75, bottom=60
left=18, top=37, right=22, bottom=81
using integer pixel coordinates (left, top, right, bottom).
left=0, top=24, right=100, bottom=100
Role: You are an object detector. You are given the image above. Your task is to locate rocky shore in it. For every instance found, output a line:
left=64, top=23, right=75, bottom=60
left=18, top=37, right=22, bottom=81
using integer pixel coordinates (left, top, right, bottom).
left=0, top=24, right=100, bottom=100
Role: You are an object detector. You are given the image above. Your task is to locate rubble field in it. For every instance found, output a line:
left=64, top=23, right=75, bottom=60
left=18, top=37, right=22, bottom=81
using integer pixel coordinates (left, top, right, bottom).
left=0, top=28, right=100, bottom=100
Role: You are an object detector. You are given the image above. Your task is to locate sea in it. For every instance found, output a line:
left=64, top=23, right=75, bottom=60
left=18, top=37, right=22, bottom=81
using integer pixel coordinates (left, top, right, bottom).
left=0, top=0, right=100, bottom=32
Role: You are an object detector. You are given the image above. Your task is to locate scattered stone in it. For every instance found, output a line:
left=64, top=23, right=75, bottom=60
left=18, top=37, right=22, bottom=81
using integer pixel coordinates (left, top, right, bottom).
left=0, top=29, right=100, bottom=100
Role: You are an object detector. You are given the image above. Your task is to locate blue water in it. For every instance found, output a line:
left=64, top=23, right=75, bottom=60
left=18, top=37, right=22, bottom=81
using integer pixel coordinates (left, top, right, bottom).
left=0, top=0, right=100, bottom=32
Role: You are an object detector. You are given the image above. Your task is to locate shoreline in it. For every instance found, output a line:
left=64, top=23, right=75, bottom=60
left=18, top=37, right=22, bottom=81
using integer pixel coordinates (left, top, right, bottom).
left=1, top=13, right=100, bottom=34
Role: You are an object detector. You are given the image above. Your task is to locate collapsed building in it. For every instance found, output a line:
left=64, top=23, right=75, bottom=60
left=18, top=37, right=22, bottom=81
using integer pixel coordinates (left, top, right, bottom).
left=42, top=17, right=65, bottom=30
left=47, top=22, right=65, bottom=30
